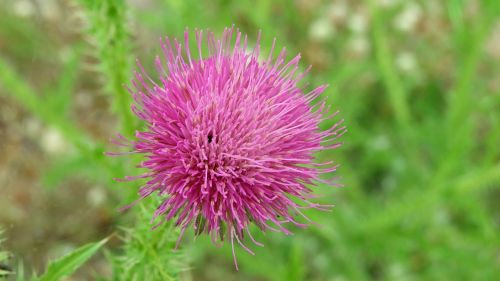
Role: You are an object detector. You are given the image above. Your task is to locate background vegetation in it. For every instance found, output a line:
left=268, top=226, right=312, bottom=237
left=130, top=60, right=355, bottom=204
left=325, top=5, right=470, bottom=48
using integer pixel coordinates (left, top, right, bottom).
left=0, top=0, right=499, bottom=280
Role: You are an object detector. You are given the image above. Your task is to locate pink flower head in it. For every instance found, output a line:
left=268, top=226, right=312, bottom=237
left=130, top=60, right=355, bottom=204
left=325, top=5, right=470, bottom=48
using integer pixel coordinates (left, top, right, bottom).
left=115, top=27, right=345, bottom=269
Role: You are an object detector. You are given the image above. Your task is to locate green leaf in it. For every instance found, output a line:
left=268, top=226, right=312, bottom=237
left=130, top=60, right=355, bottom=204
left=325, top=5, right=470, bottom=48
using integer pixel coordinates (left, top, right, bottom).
left=285, top=240, right=306, bottom=281
left=38, top=238, right=108, bottom=281
left=0, top=229, right=10, bottom=277
left=15, top=262, right=26, bottom=281
left=0, top=251, right=8, bottom=261
left=41, top=154, right=111, bottom=189
left=47, top=46, right=82, bottom=117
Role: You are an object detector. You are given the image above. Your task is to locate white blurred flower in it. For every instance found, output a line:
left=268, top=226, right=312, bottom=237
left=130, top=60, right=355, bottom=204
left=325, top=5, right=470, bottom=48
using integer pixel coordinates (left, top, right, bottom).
left=396, top=52, right=417, bottom=72
left=39, top=0, right=61, bottom=20
left=349, top=36, right=370, bottom=56
left=41, top=127, right=70, bottom=155
left=348, top=13, right=368, bottom=33
left=309, top=17, right=335, bottom=41
left=12, top=0, right=35, bottom=17
left=87, top=187, right=106, bottom=206
left=377, top=0, right=400, bottom=8
left=394, top=2, right=422, bottom=32
left=328, top=1, right=349, bottom=23
left=388, top=263, right=408, bottom=279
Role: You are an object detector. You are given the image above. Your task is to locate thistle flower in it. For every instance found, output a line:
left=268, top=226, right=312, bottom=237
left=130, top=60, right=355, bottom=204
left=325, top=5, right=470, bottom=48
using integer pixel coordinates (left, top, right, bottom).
left=113, top=27, right=345, bottom=269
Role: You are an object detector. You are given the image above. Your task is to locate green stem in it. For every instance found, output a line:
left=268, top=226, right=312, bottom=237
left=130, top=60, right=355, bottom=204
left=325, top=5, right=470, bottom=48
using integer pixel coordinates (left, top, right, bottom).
left=370, top=1, right=411, bottom=129
left=78, top=0, right=135, bottom=136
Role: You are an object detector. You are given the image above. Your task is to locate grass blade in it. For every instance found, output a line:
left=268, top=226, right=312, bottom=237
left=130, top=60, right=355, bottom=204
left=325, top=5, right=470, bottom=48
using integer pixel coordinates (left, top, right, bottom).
left=38, top=238, right=108, bottom=281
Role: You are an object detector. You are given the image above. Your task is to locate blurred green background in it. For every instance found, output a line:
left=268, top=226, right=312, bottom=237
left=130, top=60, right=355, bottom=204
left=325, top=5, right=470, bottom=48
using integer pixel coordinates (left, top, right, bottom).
left=1, top=0, right=499, bottom=280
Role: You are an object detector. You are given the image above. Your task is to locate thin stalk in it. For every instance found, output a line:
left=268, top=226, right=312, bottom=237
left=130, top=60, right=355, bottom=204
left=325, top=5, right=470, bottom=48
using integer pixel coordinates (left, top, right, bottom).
left=370, top=1, right=411, bottom=129
left=77, top=0, right=135, bottom=136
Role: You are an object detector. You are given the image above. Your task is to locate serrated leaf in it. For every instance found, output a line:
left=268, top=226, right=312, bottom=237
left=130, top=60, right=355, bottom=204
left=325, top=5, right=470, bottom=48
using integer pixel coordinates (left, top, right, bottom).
left=38, top=238, right=108, bottom=281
